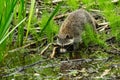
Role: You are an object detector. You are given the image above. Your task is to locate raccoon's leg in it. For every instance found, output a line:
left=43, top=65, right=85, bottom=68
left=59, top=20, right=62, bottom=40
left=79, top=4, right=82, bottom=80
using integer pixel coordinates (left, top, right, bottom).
left=72, top=42, right=81, bottom=59
left=73, top=42, right=79, bottom=51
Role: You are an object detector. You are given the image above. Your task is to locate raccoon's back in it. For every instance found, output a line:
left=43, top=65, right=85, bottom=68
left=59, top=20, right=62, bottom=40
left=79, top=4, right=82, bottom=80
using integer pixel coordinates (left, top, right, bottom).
left=59, top=9, right=96, bottom=37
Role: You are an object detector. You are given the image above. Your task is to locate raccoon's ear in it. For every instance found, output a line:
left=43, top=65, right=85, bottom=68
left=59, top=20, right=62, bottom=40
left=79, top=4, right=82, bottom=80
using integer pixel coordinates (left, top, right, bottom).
left=66, top=34, right=72, bottom=39
left=53, top=35, right=58, bottom=40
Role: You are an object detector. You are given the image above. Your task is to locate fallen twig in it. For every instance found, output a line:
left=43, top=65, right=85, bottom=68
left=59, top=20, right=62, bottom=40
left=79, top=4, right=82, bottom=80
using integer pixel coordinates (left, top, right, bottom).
left=52, top=0, right=63, bottom=4
left=2, top=58, right=50, bottom=77
left=40, top=42, right=60, bottom=58
left=98, top=22, right=109, bottom=26
left=105, top=37, right=116, bottom=43
left=50, top=46, right=58, bottom=58
left=40, top=43, right=53, bottom=55
left=53, top=13, right=69, bottom=20
left=112, top=0, right=119, bottom=4
left=8, top=38, right=47, bottom=53
left=61, top=58, right=108, bottom=64
left=8, top=41, right=37, bottom=53
left=104, top=49, right=120, bottom=55
left=97, top=22, right=109, bottom=31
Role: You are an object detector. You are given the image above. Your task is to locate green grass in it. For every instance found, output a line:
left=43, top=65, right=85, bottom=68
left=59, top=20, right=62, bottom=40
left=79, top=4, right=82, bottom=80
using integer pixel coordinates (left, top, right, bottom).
left=17, top=0, right=26, bottom=46
left=0, top=0, right=18, bottom=61
left=39, top=3, right=61, bottom=39
left=25, top=0, right=35, bottom=42
left=82, top=24, right=107, bottom=47
left=98, top=0, right=120, bottom=42
left=0, top=0, right=120, bottom=80
left=66, top=0, right=79, bottom=10
left=0, top=0, right=27, bottom=61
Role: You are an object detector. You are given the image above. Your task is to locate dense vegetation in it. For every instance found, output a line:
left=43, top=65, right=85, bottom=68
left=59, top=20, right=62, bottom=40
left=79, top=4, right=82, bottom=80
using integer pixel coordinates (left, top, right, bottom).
left=0, top=0, right=120, bottom=80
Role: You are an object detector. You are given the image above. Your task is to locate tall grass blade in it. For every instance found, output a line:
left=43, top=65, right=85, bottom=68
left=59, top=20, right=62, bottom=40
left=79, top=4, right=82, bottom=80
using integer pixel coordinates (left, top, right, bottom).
left=0, top=0, right=18, bottom=44
left=25, top=0, right=35, bottom=41
left=39, top=2, right=62, bottom=36
left=0, top=18, right=26, bottom=45
left=17, top=0, right=25, bottom=46
left=0, top=0, right=18, bottom=62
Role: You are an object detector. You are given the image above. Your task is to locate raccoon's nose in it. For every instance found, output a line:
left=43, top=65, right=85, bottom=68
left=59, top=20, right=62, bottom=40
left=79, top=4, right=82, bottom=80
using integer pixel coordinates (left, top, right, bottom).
left=61, top=43, right=64, bottom=47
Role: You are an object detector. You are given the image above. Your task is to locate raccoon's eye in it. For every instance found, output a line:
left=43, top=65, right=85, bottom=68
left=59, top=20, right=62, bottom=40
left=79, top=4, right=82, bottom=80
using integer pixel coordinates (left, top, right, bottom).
left=66, top=34, right=72, bottom=39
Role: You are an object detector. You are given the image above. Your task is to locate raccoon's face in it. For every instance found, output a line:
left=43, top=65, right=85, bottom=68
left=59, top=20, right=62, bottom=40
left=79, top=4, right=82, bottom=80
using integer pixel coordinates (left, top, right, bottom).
left=57, top=34, right=74, bottom=46
left=57, top=34, right=74, bottom=53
